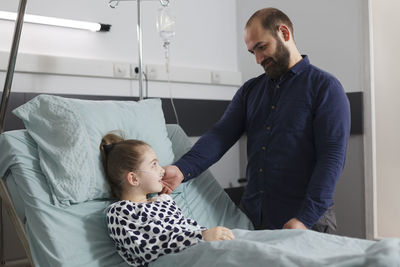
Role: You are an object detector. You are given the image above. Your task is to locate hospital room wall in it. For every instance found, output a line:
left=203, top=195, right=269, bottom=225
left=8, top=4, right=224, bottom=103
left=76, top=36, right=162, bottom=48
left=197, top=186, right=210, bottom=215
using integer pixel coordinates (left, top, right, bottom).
left=235, top=0, right=367, bottom=239
left=0, top=0, right=239, bottom=73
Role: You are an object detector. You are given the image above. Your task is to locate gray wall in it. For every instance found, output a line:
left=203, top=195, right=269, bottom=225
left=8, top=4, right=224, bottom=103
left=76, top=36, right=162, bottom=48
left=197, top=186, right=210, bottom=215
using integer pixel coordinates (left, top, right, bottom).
left=235, top=0, right=367, bottom=238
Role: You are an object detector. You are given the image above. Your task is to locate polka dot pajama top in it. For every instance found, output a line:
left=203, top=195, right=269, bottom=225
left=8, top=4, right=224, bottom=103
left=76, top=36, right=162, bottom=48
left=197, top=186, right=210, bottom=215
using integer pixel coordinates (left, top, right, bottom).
left=106, top=194, right=206, bottom=266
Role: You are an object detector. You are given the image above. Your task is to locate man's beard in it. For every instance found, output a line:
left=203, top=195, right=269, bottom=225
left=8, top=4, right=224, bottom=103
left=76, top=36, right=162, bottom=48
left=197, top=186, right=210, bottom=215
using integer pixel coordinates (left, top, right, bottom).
left=261, top=38, right=290, bottom=80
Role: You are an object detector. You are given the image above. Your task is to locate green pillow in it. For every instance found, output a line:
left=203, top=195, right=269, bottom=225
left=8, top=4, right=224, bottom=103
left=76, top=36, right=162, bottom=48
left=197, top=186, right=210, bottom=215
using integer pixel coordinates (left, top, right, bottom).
left=13, top=95, right=174, bottom=207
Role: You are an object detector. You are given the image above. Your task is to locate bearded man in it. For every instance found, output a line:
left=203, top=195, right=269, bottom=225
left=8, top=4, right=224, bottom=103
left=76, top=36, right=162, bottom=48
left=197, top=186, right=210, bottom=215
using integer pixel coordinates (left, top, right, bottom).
left=162, top=7, right=351, bottom=233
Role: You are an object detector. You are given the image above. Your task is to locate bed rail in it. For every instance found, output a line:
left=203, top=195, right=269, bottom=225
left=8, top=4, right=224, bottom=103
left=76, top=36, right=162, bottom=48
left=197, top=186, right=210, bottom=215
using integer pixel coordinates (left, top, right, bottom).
left=0, top=179, right=34, bottom=266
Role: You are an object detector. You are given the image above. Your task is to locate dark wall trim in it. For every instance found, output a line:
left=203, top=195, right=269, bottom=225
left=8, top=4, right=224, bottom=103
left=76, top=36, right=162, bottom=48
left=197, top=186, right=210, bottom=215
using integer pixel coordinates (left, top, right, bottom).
left=4, top=92, right=363, bottom=136
left=347, top=92, right=363, bottom=135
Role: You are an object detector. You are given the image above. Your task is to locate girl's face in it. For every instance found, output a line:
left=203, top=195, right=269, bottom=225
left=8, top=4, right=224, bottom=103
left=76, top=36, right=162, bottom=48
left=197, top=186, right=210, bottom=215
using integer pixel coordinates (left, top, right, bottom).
left=135, top=146, right=165, bottom=194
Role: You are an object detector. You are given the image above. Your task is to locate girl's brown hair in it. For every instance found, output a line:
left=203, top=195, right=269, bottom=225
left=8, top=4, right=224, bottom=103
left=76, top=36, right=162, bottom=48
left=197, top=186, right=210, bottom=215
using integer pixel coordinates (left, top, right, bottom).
left=100, top=132, right=149, bottom=199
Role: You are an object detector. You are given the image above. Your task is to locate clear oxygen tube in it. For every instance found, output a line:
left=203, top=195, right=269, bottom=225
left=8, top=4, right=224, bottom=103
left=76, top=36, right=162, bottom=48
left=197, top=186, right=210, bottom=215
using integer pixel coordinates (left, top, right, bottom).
left=157, top=4, right=179, bottom=125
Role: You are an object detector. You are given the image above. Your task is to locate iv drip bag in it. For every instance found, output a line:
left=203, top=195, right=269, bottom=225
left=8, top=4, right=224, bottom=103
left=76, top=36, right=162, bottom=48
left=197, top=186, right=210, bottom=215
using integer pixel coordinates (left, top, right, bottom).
left=156, top=6, right=175, bottom=44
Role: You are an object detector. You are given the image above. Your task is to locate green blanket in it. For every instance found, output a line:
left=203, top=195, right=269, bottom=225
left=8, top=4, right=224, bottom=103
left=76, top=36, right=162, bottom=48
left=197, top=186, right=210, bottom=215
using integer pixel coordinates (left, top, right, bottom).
left=153, top=229, right=400, bottom=267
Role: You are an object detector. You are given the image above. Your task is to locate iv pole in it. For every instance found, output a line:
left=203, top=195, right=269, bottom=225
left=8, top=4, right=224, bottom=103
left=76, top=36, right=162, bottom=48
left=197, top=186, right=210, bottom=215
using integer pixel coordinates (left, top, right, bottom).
left=137, top=0, right=144, bottom=100
left=109, top=0, right=169, bottom=100
left=0, top=0, right=27, bottom=134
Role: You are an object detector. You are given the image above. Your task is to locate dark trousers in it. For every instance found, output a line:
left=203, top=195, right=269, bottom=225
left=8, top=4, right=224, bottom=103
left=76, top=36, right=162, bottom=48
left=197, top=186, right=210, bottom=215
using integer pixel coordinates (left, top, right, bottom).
left=311, top=205, right=337, bottom=234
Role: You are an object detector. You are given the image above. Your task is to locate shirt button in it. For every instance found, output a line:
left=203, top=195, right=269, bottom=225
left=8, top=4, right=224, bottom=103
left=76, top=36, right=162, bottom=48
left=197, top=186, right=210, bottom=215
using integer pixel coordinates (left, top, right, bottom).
left=266, top=126, right=271, bottom=131
left=261, top=146, right=266, bottom=150
left=260, top=190, right=264, bottom=194
left=271, top=105, right=276, bottom=110
left=259, top=168, right=263, bottom=173
left=187, top=173, right=191, bottom=177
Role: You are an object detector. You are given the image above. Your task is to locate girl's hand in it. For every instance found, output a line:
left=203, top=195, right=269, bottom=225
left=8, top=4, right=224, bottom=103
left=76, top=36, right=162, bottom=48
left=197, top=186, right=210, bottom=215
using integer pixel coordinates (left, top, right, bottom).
left=202, top=226, right=235, bottom=241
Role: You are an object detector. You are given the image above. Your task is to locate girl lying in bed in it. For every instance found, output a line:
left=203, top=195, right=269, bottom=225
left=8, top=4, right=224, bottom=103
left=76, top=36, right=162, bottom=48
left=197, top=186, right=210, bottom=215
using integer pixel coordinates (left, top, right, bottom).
left=100, top=133, right=235, bottom=266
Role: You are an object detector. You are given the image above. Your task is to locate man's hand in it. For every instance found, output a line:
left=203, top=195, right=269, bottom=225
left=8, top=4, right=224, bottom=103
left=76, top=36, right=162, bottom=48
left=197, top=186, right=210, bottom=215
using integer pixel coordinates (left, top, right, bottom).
left=160, top=165, right=184, bottom=194
left=282, top=218, right=307, bottom=230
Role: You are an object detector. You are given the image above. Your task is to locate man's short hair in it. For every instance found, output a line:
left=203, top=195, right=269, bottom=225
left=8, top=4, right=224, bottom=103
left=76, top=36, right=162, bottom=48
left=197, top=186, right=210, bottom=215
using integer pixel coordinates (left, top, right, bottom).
left=246, top=8, right=294, bottom=38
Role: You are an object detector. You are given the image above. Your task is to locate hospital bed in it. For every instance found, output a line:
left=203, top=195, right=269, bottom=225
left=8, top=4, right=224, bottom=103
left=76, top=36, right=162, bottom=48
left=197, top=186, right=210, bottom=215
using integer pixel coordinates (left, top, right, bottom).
left=1, top=95, right=400, bottom=267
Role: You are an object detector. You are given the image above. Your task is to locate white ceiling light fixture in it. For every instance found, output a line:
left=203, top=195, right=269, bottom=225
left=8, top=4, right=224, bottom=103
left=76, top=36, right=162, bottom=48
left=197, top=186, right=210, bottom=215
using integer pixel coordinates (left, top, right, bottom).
left=0, top=11, right=111, bottom=32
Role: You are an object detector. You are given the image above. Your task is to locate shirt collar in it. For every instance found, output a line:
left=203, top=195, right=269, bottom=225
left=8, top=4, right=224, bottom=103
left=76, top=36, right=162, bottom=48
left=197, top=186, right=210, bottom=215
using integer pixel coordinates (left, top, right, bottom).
left=289, top=55, right=309, bottom=75
left=267, top=55, right=310, bottom=83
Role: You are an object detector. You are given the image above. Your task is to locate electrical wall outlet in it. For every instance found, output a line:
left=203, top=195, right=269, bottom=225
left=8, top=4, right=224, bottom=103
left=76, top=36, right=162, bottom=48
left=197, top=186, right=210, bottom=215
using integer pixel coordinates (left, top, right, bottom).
left=211, top=71, right=221, bottom=84
left=146, top=65, right=158, bottom=80
left=130, top=65, right=139, bottom=79
left=113, top=63, right=129, bottom=78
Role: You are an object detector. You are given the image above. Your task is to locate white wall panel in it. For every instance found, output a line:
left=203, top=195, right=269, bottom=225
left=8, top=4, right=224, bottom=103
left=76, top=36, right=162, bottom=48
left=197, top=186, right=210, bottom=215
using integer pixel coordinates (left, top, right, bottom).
left=371, top=0, right=400, bottom=239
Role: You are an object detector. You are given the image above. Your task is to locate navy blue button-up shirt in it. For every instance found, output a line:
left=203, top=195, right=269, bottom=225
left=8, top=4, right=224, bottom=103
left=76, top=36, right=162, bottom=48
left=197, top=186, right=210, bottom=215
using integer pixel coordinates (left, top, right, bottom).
left=175, top=56, right=350, bottom=229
